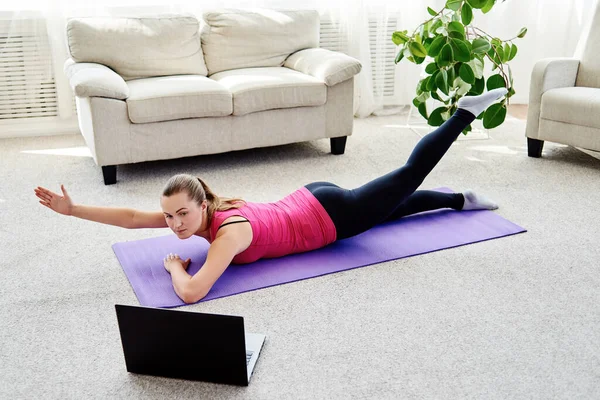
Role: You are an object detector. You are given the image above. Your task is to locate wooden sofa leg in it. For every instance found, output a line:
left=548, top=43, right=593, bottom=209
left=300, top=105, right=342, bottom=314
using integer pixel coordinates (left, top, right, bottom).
left=527, top=138, right=544, bottom=158
left=102, top=165, right=117, bottom=185
left=330, top=136, right=347, bottom=155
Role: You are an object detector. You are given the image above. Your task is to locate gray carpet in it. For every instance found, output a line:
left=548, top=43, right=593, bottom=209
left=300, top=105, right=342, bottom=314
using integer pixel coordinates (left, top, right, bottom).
left=1, top=113, right=599, bottom=399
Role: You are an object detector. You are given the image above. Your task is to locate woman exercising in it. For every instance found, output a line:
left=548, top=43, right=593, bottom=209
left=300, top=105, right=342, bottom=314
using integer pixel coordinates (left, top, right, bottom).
left=35, top=88, right=507, bottom=303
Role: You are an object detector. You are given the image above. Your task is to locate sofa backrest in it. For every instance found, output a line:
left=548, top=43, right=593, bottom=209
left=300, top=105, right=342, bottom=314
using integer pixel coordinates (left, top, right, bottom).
left=575, top=1, right=600, bottom=88
left=66, top=14, right=208, bottom=80
left=201, top=9, right=320, bottom=75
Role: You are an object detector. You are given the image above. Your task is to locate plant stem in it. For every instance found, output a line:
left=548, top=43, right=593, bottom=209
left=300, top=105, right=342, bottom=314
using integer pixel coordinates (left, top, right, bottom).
left=473, top=27, right=517, bottom=46
left=471, top=31, right=509, bottom=87
left=473, top=27, right=519, bottom=42
left=411, top=7, right=445, bottom=37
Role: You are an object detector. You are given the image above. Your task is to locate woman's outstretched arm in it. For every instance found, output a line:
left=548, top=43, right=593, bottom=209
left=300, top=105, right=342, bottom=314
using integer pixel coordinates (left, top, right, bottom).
left=164, top=222, right=252, bottom=303
left=35, top=185, right=167, bottom=229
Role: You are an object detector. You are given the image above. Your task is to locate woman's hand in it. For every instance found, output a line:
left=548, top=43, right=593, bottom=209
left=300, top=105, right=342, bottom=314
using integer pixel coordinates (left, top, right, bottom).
left=35, top=185, right=74, bottom=216
left=163, top=253, right=191, bottom=273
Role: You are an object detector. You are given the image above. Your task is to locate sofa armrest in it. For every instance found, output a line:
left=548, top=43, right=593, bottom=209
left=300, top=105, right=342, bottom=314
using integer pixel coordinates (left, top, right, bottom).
left=64, top=58, right=129, bottom=99
left=284, top=48, right=362, bottom=86
left=525, top=57, right=580, bottom=139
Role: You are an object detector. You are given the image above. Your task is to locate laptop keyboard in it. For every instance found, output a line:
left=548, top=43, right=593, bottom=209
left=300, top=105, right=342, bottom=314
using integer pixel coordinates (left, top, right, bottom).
left=246, top=350, right=254, bottom=366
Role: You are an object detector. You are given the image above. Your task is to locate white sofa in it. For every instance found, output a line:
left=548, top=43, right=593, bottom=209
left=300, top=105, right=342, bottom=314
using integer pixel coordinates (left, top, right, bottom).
left=64, top=10, right=362, bottom=184
left=525, top=2, right=600, bottom=158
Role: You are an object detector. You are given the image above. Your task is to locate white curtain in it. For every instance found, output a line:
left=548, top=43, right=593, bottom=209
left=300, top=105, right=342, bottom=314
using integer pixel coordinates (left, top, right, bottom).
left=471, top=0, right=597, bottom=103
left=1, top=0, right=597, bottom=121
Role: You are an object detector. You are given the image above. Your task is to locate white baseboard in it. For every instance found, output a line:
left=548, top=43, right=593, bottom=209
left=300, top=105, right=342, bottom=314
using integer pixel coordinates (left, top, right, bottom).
left=0, top=117, right=80, bottom=139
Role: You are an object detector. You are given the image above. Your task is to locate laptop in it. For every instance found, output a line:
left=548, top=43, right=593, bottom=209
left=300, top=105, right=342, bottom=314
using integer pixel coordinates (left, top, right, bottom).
left=115, top=304, right=266, bottom=386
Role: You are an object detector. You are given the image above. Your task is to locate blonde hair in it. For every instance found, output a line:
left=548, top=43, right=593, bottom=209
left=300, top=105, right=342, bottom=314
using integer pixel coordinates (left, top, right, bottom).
left=162, top=174, right=245, bottom=225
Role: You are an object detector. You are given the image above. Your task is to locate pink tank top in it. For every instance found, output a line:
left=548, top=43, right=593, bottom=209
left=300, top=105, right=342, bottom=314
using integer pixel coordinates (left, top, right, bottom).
left=209, top=187, right=337, bottom=264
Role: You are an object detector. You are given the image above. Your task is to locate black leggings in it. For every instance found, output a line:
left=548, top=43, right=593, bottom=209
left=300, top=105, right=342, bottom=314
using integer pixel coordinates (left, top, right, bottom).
left=307, top=109, right=474, bottom=240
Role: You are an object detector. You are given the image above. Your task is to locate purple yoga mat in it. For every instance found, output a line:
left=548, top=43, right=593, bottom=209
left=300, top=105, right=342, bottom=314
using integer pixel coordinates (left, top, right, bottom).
left=112, top=188, right=526, bottom=308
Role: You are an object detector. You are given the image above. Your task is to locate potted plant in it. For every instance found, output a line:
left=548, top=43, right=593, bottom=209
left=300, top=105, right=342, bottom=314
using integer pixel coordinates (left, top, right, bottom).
left=393, top=0, right=527, bottom=133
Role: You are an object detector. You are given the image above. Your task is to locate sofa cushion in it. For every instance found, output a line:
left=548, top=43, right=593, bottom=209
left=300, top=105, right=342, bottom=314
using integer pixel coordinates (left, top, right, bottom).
left=209, top=67, right=326, bottom=116
left=66, top=15, right=208, bottom=80
left=541, top=87, right=600, bottom=129
left=201, top=9, right=319, bottom=75
left=126, top=76, right=232, bottom=123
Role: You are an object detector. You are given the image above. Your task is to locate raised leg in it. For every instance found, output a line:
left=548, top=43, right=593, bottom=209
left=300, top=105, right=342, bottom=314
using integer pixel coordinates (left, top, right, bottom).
left=311, top=88, right=508, bottom=240
left=330, top=136, right=347, bottom=155
left=527, top=138, right=544, bottom=158
left=102, top=165, right=117, bottom=185
left=312, top=110, right=475, bottom=240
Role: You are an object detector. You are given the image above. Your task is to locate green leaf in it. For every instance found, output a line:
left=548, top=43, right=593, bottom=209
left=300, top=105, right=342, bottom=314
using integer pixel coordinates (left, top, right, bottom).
left=502, top=43, right=511, bottom=63
left=447, top=67, right=456, bottom=87
left=425, top=62, right=438, bottom=74
left=427, top=6, right=437, bottom=16
left=472, top=38, right=491, bottom=54
left=455, top=77, right=472, bottom=96
left=418, top=102, right=428, bottom=119
left=427, top=74, right=437, bottom=91
left=454, top=62, right=462, bottom=77
left=508, top=44, right=518, bottom=61
left=395, top=48, right=405, bottom=64
left=466, top=0, right=488, bottom=9
left=423, top=37, right=434, bottom=51
left=417, top=91, right=430, bottom=103
left=461, top=3, right=473, bottom=25
left=430, top=19, right=443, bottom=34
left=488, top=46, right=502, bottom=65
left=486, top=74, right=507, bottom=90
left=467, top=58, right=484, bottom=79
left=436, top=69, right=449, bottom=95
left=495, top=45, right=505, bottom=63
left=413, top=97, right=421, bottom=108
left=517, top=27, right=527, bottom=38
left=482, top=0, right=495, bottom=13
left=428, top=36, right=446, bottom=57
left=448, top=30, right=466, bottom=41
left=483, top=103, right=507, bottom=129
left=438, top=44, right=454, bottom=67
left=465, top=40, right=472, bottom=55
left=459, top=63, right=475, bottom=84
left=448, top=21, right=465, bottom=40
left=448, top=21, right=465, bottom=35
left=462, top=124, right=472, bottom=135
left=468, top=77, right=485, bottom=95
left=419, top=77, right=430, bottom=93
left=414, top=55, right=426, bottom=64
left=392, top=31, right=410, bottom=45
left=409, top=42, right=428, bottom=58
left=428, top=107, right=448, bottom=126
left=446, top=0, right=463, bottom=11
left=431, top=91, right=447, bottom=103
left=441, top=110, right=451, bottom=122
left=449, top=38, right=471, bottom=62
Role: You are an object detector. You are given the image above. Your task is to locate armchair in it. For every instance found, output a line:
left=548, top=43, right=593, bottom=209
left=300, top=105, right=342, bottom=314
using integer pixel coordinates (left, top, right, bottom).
left=525, top=3, right=600, bottom=157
